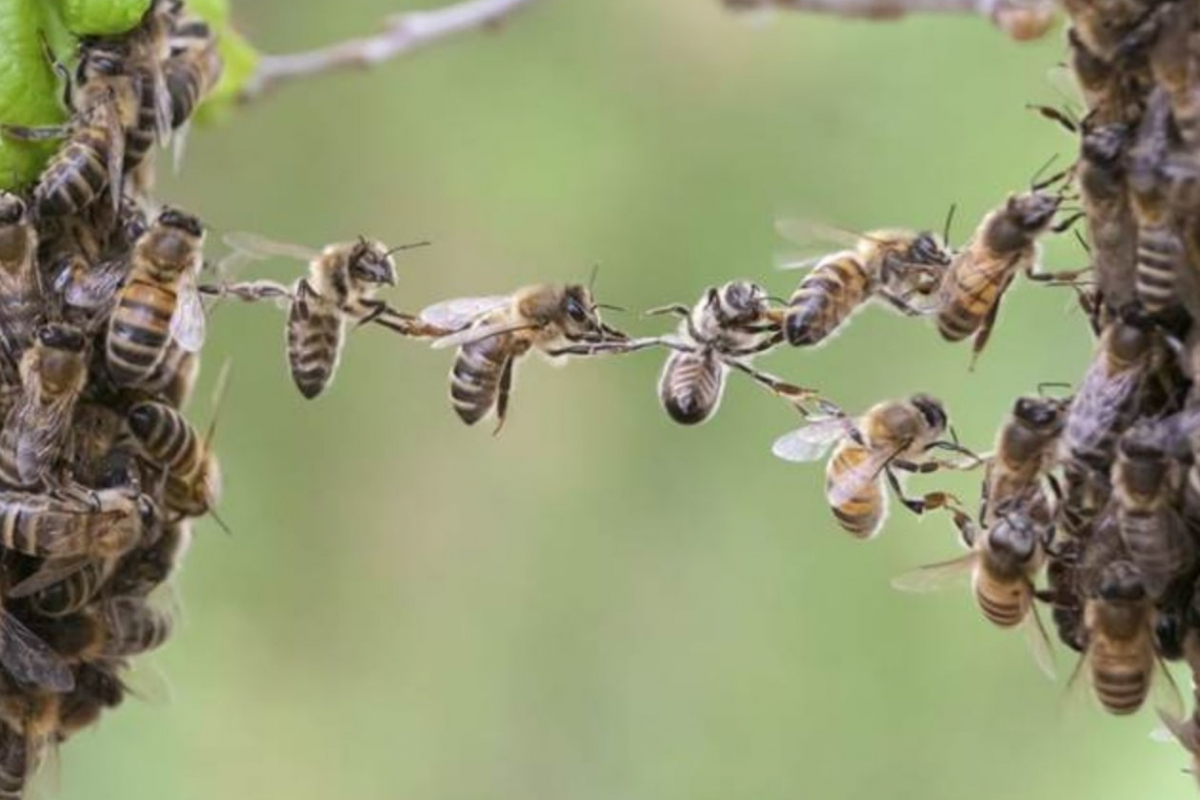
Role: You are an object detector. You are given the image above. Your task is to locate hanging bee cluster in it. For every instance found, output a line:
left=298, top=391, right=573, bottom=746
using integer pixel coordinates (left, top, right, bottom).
left=0, top=0, right=223, bottom=796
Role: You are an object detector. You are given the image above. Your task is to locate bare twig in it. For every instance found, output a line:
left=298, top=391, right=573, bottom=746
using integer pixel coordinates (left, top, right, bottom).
left=722, top=0, right=1058, bottom=40
left=239, top=0, right=541, bottom=101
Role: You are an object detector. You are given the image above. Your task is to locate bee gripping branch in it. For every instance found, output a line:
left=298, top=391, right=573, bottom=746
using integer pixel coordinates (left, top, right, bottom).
left=237, top=0, right=542, bottom=102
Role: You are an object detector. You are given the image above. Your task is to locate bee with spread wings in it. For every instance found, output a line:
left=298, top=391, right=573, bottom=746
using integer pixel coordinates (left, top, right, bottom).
left=892, top=501, right=1058, bottom=679
left=204, top=232, right=436, bottom=398
left=772, top=394, right=978, bottom=539
left=422, top=283, right=628, bottom=433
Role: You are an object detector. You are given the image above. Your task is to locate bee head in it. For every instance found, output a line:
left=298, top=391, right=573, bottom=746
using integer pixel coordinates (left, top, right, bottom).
left=348, top=238, right=397, bottom=286
left=714, top=281, right=768, bottom=324
left=36, top=323, right=86, bottom=353
left=907, top=231, right=951, bottom=266
left=987, top=509, right=1039, bottom=562
left=1012, top=396, right=1065, bottom=433
left=910, top=393, right=948, bottom=434
left=0, top=193, right=26, bottom=225
left=1106, top=310, right=1154, bottom=364
left=1009, top=191, right=1062, bottom=233
left=157, top=208, right=203, bottom=239
left=1081, top=122, right=1129, bottom=166
left=1097, top=560, right=1146, bottom=603
left=79, top=38, right=132, bottom=78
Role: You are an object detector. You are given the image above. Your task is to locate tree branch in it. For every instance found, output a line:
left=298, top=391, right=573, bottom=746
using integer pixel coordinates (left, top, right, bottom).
left=721, top=0, right=1058, bottom=41
left=238, top=0, right=541, bottom=102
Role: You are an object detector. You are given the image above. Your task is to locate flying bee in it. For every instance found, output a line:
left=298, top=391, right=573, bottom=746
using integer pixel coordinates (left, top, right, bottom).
left=34, top=597, right=172, bottom=662
left=1074, top=559, right=1182, bottom=716
left=775, top=221, right=952, bottom=347
left=893, top=502, right=1057, bottom=677
left=1060, top=312, right=1157, bottom=524
left=936, top=182, right=1070, bottom=365
left=106, top=207, right=206, bottom=387
left=214, top=232, right=433, bottom=399
left=421, top=283, right=629, bottom=432
left=982, top=394, right=1068, bottom=525
left=772, top=394, right=977, bottom=539
left=1112, top=420, right=1194, bottom=600
left=0, top=192, right=42, bottom=379
left=1127, top=87, right=1185, bottom=317
left=1, top=35, right=139, bottom=216
left=108, top=521, right=192, bottom=597
left=0, top=325, right=89, bottom=490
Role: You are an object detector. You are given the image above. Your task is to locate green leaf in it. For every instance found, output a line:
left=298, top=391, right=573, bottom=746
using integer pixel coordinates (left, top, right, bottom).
left=0, top=0, right=260, bottom=191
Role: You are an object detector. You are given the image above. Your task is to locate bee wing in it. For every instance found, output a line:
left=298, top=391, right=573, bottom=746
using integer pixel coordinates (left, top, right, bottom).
left=1023, top=596, right=1057, bottom=680
left=431, top=319, right=539, bottom=351
left=222, top=232, right=318, bottom=264
left=775, top=218, right=861, bottom=250
left=418, top=296, right=511, bottom=332
left=169, top=279, right=207, bottom=353
left=60, top=258, right=127, bottom=310
left=0, top=608, right=73, bottom=692
left=150, top=62, right=173, bottom=145
left=890, top=552, right=975, bottom=593
left=771, top=417, right=850, bottom=462
left=103, top=107, right=125, bottom=214
left=13, top=400, right=73, bottom=485
left=826, top=445, right=899, bottom=509
left=1154, top=707, right=1198, bottom=749
left=7, top=556, right=93, bottom=599
left=1152, top=652, right=1186, bottom=723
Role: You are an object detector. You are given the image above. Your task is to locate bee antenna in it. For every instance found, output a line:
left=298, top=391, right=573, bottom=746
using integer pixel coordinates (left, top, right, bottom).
left=208, top=508, right=232, bottom=536
left=941, top=203, right=956, bottom=245
left=766, top=295, right=789, bottom=306
left=202, top=358, right=232, bottom=449
left=1037, top=381, right=1072, bottom=397
left=594, top=303, right=625, bottom=313
left=587, top=262, right=601, bottom=292
left=386, top=240, right=431, bottom=256
left=1028, top=153, right=1069, bottom=191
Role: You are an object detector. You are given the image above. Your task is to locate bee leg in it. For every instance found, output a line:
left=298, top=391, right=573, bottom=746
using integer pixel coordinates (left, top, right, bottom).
left=723, top=331, right=785, bottom=357
left=492, top=357, right=515, bottom=437
left=876, top=290, right=925, bottom=317
left=644, top=303, right=690, bottom=319
left=952, top=508, right=980, bottom=548
left=967, top=287, right=1009, bottom=371
left=884, top=465, right=961, bottom=517
left=545, top=337, right=667, bottom=358
left=723, top=360, right=815, bottom=412
left=0, top=124, right=69, bottom=142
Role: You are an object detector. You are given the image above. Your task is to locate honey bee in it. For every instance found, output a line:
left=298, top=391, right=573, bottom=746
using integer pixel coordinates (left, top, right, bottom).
left=0, top=192, right=42, bottom=379
left=35, top=597, right=172, bottom=662
left=1078, top=122, right=1139, bottom=309
left=164, top=12, right=223, bottom=131
left=0, top=487, right=149, bottom=562
left=108, top=521, right=191, bottom=597
left=1127, top=87, right=1185, bottom=317
left=981, top=394, right=1067, bottom=525
left=775, top=222, right=952, bottom=347
left=1112, top=420, right=1194, bottom=600
left=935, top=185, right=1068, bottom=364
left=1143, top=0, right=1200, bottom=150
left=0, top=325, right=89, bottom=490
left=1060, top=0, right=1158, bottom=60
left=1075, top=559, right=1182, bottom=716
left=216, top=233, right=433, bottom=399
left=121, top=0, right=177, bottom=173
left=106, top=208, right=206, bottom=387
left=139, top=343, right=200, bottom=408
left=421, top=283, right=629, bottom=432
left=1040, top=534, right=1085, bottom=653
left=893, top=503, right=1057, bottom=677
left=24, top=559, right=117, bottom=619
left=1060, top=312, right=1157, bottom=498
left=0, top=687, right=61, bottom=799
left=56, top=661, right=125, bottom=741
left=128, top=400, right=220, bottom=520
left=1, top=36, right=138, bottom=216
left=772, top=394, right=975, bottom=539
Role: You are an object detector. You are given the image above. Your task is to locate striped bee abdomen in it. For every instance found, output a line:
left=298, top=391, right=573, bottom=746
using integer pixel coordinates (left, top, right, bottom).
left=825, top=442, right=886, bottom=539
left=974, top=580, right=1025, bottom=627
left=286, top=283, right=344, bottom=400
left=450, top=333, right=509, bottom=425
left=34, top=126, right=115, bottom=218
left=784, top=254, right=871, bottom=347
left=657, top=349, right=727, bottom=425
left=1133, top=223, right=1181, bottom=314
left=1090, top=644, right=1150, bottom=715
left=107, top=280, right=177, bottom=386
left=935, top=255, right=1011, bottom=342
left=127, top=401, right=200, bottom=477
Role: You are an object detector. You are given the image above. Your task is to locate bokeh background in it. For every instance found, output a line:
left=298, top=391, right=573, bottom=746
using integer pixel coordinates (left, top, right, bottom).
left=55, top=1, right=1196, bottom=798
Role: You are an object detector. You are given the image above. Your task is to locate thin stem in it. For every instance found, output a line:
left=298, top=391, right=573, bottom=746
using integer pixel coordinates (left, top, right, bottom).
left=239, top=0, right=542, bottom=101
left=721, top=0, right=1058, bottom=40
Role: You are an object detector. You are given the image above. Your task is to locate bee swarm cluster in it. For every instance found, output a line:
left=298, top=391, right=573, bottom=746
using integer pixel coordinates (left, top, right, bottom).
left=0, top=1, right=222, bottom=796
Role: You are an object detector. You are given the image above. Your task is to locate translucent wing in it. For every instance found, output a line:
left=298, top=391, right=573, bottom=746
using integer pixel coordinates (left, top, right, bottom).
left=170, top=278, right=206, bottom=353
left=171, top=119, right=191, bottom=174
left=431, top=320, right=535, bottom=351
left=222, top=232, right=318, bottom=264
left=419, top=296, right=510, bottom=332
left=891, top=552, right=976, bottom=593
left=59, top=258, right=127, bottom=310
left=101, top=105, right=125, bottom=214
left=775, top=218, right=860, bottom=250
left=0, top=609, right=73, bottom=692
left=1152, top=654, right=1186, bottom=723
left=8, top=556, right=93, bottom=599
left=771, top=417, right=851, bottom=462
left=827, top=444, right=900, bottom=508
left=150, top=62, right=172, bottom=145
left=1024, top=598, right=1057, bottom=680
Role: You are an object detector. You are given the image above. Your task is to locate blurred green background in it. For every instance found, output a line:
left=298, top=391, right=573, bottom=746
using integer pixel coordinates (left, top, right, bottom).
left=54, top=1, right=1196, bottom=798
